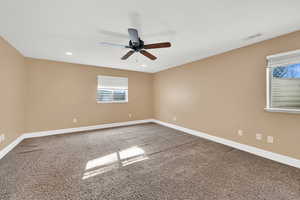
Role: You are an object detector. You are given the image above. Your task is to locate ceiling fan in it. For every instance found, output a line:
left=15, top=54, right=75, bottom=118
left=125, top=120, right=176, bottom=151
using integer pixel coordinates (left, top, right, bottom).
left=99, top=28, right=171, bottom=60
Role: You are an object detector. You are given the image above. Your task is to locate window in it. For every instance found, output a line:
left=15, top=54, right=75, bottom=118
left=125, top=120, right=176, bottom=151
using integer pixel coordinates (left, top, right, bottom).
left=266, top=50, right=300, bottom=113
left=97, top=75, right=128, bottom=103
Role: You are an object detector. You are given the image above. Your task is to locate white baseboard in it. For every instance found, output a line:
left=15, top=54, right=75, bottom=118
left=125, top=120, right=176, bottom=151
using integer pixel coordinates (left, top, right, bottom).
left=0, top=135, right=25, bottom=160
left=152, top=120, right=300, bottom=169
left=0, top=119, right=153, bottom=160
left=23, top=119, right=153, bottom=139
left=2, top=118, right=300, bottom=170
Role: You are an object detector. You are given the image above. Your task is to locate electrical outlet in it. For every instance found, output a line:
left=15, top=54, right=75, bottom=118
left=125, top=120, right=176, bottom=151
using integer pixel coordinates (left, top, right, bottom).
left=128, top=113, right=132, bottom=118
left=256, top=133, right=262, bottom=140
left=238, top=130, right=243, bottom=136
left=267, top=136, right=274, bottom=143
left=73, top=118, right=77, bottom=123
left=173, top=116, right=177, bottom=122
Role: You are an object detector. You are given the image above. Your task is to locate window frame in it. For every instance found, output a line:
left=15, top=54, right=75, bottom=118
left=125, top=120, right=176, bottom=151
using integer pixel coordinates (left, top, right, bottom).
left=97, top=76, right=128, bottom=104
left=265, top=50, right=300, bottom=114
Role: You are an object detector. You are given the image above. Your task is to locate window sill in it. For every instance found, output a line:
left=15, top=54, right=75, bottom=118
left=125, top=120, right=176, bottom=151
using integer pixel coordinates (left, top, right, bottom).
left=97, top=101, right=128, bottom=104
left=264, top=108, right=300, bottom=114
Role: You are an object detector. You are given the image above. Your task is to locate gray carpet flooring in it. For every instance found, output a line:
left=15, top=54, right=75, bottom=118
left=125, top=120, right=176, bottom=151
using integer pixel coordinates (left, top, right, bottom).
left=0, top=123, right=300, bottom=200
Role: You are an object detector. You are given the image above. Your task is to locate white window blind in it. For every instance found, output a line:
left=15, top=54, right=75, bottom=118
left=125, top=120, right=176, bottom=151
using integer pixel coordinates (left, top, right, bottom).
left=266, top=50, right=300, bottom=112
left=267, top=49, right=300, bottom=68
left=97, top=76, right=128, bottom=103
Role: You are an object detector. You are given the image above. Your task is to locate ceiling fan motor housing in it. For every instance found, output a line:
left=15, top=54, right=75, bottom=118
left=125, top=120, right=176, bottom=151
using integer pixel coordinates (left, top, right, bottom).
left=129, top=39, right=144, bottom=52
left=101, top=28, right=171, bottom=60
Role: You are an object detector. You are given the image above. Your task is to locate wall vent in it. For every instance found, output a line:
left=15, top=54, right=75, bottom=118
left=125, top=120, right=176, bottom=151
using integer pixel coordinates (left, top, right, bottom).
left=245, top=33, right=262, bottom=40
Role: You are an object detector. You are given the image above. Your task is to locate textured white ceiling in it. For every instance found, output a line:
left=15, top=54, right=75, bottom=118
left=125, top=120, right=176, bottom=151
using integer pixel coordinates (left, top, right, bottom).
left=1, top=0, right=300, bottom=73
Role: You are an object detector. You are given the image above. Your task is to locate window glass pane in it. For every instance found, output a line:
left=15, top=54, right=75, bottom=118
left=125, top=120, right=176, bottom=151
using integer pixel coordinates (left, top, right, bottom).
left=271, top=63, right=300, bottom=109
left=97, top=76, right=128, bottom=103
left=98, top=89, right=113, bottom=102
left=113, top=90, right=126, bottom=101
left=272, top=63, right=300, bottom=78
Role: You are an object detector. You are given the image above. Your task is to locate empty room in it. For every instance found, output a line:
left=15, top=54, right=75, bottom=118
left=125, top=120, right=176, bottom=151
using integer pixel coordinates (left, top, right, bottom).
left=1, top=1, right=300, bottom=199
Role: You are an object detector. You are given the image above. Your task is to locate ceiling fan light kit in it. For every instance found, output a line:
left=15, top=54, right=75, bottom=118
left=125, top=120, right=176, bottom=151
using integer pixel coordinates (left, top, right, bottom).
left=100, top=28, right=171, bottom=61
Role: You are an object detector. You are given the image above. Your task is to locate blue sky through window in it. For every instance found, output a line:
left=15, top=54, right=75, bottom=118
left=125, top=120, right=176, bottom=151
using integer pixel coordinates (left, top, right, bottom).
left=273, top=63, right=300, bottom=78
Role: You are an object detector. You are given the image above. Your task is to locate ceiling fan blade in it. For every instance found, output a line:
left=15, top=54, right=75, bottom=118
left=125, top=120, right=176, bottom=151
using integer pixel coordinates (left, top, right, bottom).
left=143, top=42, right=171, bottom=49
left=99, top=42, right=129, bottom=48
left=140, top=50, right=157, bottom=60
left=128, top=28, right=140, bottom=44
left=121, top=50, right=135, bottom=60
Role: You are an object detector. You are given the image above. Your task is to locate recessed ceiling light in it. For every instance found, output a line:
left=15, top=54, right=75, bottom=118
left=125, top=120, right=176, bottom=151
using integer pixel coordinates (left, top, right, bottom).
left=65, top=52, right=73, bottom=56
left=141, top=64, right=147, bottom=67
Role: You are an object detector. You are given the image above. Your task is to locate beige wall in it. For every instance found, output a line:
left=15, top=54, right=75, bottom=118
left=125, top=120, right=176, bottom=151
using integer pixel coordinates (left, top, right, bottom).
left=0, top=37, right=26, bottom=151
left=25, top=58, right=153, bottom=132
left=154, top=31, right=300, bottom=160
left=2, top=30, right=300, bottom=160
